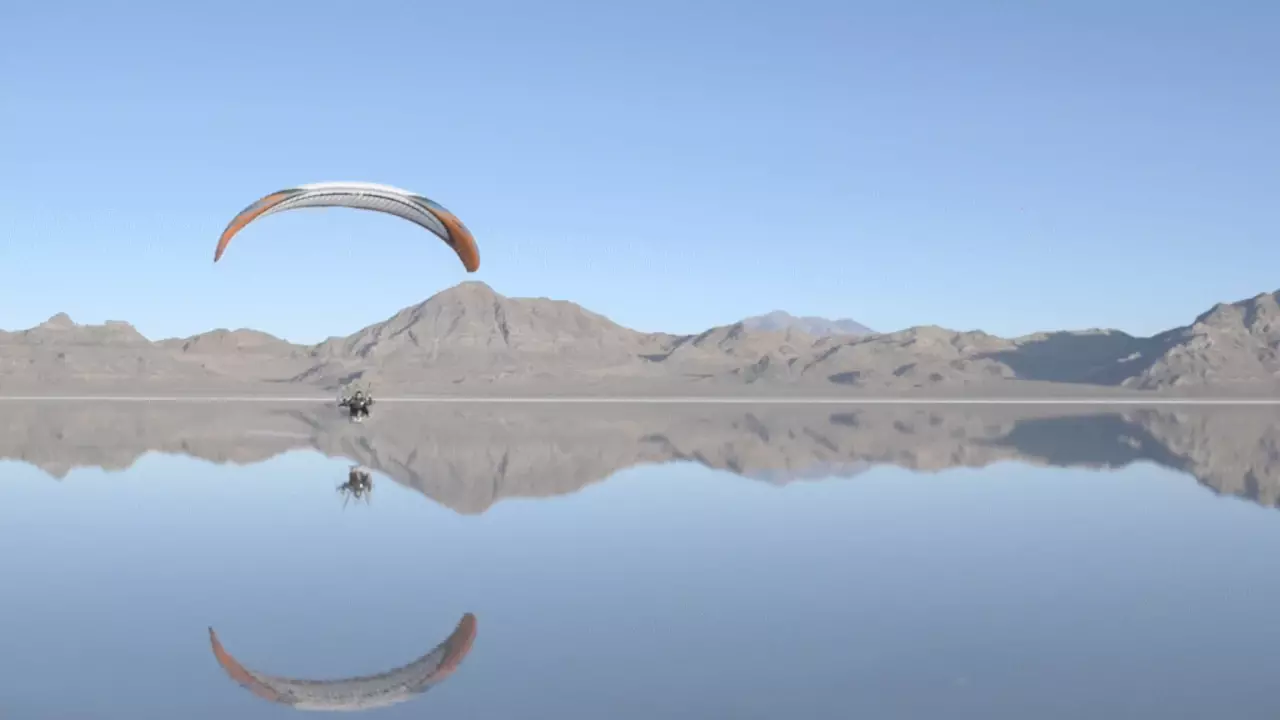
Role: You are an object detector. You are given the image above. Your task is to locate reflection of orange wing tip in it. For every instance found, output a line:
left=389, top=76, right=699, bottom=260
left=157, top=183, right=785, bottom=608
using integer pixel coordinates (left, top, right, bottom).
left=432, top=613, right=479, bottom=681
left=209, top=627, right=287, bottom=703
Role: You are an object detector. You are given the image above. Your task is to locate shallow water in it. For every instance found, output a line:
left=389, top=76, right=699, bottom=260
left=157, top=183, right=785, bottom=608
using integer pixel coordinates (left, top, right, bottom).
left=2, top=401, right=1280, bottom=719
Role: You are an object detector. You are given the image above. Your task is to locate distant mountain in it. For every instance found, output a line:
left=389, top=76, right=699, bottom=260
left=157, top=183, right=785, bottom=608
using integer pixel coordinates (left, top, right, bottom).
left=1, top=283, right=1278, bottom=394
left=11, top=313, right=149, bottom=346
left=157, top=327, right=304, bottom=355
left=740, top=310, right=874, bottom=337
left=296, top=280, right=674, bottom=388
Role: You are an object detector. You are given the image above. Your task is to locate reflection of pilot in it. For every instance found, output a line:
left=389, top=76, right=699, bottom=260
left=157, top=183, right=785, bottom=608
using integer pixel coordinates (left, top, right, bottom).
left=348, top=465, right=372, bottom=488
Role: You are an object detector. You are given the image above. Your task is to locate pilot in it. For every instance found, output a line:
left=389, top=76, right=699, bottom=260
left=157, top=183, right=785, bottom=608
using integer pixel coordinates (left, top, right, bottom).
left=346, top=389, right=374, bottom=418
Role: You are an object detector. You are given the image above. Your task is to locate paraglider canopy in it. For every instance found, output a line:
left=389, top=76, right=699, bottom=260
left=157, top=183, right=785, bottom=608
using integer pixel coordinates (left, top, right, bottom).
left=214, top=181, right=480, bottom=272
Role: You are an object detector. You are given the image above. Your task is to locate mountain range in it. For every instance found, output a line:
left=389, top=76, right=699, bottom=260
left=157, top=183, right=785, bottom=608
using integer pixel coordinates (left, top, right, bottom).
left=2, top=282, right=1278, bottom=394
left=5, top=401, right=1279, bottom=513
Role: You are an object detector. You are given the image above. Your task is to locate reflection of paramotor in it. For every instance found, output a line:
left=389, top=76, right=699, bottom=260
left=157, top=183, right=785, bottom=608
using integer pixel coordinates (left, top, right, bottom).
left=208, top=613, right=477, bottom=711
left=339, top=465, right=374, bottom=506
left=213, top=182, right=480, bottom=272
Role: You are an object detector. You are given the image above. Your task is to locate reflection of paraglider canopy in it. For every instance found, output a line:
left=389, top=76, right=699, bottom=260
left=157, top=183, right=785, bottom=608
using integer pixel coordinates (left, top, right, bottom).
left=208, top=613, right=477, bottom=711
left=213, top=181, right=480, bottom=272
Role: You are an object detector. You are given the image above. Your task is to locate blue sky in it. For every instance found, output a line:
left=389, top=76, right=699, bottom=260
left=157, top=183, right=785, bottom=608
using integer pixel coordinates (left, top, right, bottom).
left=2, top=0, right=1276, bottom=344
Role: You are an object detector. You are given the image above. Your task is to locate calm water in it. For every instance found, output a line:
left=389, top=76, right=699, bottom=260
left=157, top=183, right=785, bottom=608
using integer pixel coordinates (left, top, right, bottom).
left=2, top=401, right=1280, bottom=719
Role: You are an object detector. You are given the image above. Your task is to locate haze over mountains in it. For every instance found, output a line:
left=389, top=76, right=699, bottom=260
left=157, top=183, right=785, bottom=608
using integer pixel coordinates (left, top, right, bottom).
left=739, top=310, right=874, bottom=337
left=2, top=282, right=1278, bottom=394
left=4, top=402, right=1279, bottom=514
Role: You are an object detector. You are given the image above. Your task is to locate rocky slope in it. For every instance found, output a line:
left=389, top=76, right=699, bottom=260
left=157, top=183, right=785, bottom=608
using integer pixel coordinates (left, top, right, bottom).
left=1119, top=291, right=1280, bottom=390
left=2, top=283, right=1278, bottom=394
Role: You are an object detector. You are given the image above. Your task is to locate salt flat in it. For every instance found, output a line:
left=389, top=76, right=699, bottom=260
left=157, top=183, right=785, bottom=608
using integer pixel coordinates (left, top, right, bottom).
left=3, top=395, right=1280, bottom=405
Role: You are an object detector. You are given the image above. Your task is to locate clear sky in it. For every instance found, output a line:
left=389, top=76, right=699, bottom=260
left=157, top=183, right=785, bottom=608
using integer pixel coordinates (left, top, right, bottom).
left=2, top=1, right=1276, bottom=344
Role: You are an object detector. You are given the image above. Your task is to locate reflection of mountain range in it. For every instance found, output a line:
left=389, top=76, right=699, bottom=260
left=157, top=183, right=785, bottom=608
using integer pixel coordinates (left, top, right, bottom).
left=2, top=402, right=1279, bottom=512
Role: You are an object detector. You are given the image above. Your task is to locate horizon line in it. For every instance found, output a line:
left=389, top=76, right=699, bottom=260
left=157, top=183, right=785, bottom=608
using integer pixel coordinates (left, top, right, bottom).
left=13, top=281, right=1280, bottom=345
left=1, top=396, right=1279, bottom=405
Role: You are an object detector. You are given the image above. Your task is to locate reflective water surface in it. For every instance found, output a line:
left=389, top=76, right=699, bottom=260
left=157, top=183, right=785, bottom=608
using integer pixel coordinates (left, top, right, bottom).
left=2, top=401, right=1280, bottom=719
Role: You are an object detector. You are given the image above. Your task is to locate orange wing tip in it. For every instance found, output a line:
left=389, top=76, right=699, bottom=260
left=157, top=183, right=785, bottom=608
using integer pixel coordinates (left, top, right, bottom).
left=435, top=214, right=480, bottom=272
left=212, top=191, right=294, bottom=265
